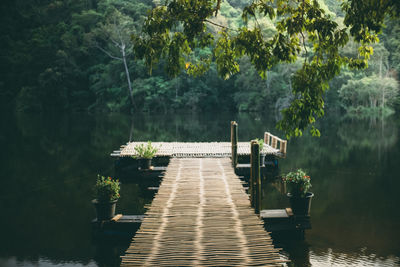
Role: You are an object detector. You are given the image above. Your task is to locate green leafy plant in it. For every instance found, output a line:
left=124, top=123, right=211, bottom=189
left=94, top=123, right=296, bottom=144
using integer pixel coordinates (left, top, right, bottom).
left=283, top=169, right=311, bottom=197
left=94, top=175, right=120, bottom=202
left=133, top=141, right=159, bottom=159
left=256, top=138, right=264, bottom=151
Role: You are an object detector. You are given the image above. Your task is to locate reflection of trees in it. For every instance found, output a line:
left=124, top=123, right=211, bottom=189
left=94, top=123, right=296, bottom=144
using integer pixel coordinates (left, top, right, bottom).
left=281, top=114, right=398, bottom=170
left=128, top=111, right=280, bottom=142
left=100, top=111, right=286, bottom=145
left=237, top=112, right=283, bottom=141
left=337, top=116, right=397, bottom=151
left=0, top=113, right=150, bottom=263
left=307, top=163, right=400, bottom=257
left=130, top=113, right=215, bottom=142
left=279, top=113, right=400, bottom=259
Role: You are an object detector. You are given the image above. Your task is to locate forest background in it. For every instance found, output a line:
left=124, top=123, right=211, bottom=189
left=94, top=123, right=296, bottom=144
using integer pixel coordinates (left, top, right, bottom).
left=1, top=0, right=399, bottom=119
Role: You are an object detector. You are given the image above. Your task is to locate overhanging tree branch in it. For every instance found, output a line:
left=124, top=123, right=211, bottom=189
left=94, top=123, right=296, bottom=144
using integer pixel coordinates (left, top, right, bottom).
left=133, top=0, right=399, bottom=138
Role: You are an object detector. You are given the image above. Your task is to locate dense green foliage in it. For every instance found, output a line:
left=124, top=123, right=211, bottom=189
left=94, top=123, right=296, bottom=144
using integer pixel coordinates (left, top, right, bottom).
left=0, top=0, right=399, bottom=137
left=134, top=0, right=400, bottom=137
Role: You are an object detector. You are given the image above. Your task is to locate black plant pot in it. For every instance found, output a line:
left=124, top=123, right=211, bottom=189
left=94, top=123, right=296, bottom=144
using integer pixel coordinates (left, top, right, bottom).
left=139, top=158, right=152, bottom=170
left=92, top=199, right=117, bottom=221
left=287, top=192, right=314, bottom=216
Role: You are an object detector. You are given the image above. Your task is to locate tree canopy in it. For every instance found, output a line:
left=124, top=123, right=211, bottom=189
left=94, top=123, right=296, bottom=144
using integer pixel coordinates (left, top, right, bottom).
left=0, top=0, right=398, bottom=135
left=133, top=0, right=400, bottom=138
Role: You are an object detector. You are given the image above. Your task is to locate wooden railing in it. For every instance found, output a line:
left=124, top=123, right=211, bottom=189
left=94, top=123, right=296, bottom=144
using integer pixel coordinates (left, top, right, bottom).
left=264, top=132, right=287, bottom=154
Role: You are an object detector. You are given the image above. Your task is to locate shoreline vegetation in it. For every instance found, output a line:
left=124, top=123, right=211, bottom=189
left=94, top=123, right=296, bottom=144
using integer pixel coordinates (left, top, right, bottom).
left=0, top=0, right=399, bottom=129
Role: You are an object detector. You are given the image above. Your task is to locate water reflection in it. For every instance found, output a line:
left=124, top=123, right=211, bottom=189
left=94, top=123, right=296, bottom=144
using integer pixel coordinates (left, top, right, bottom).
left=275, top=115, right=400, bottom=266
left=310, top=248, right=400, bottom=266
left=0, top=111, right=399, bottom=266
left=0, top=258, right=98, bottom=267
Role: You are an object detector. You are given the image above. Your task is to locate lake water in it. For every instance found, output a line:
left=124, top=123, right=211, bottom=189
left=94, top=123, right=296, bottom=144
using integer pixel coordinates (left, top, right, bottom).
left=0, top=111, right=399, bottom=267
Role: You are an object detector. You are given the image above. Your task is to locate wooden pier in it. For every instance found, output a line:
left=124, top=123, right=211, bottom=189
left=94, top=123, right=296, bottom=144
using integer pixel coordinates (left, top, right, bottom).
left=111, top=131, right=287, bottom=159
left=120, top=158, right=286, bottom=266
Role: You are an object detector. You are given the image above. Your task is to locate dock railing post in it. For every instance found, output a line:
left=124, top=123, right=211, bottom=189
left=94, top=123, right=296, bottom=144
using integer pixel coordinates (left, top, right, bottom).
left=271, top=135, right=277, bottom=149
left=280, top=140, right=287, bottom=154
left=231, top=121, right=238, bottom=168
left=250, top=140, right=261, bottom=214
left=264, top=132, right=270, bottom=146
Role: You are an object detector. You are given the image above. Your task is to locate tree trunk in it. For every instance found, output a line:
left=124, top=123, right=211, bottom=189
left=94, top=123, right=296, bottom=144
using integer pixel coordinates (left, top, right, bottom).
left=121, top=44, right=136, bottom=109
left=129, top=116, right=134, bottom=142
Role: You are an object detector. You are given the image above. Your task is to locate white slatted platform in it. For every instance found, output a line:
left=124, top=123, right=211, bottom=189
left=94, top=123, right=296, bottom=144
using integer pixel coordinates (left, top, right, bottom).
left=116, top=142, right=282, bottom=158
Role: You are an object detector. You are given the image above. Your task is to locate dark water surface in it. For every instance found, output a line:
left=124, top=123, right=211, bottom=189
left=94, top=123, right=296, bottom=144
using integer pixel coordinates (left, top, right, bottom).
left=0, top=111, right=399, bottom=267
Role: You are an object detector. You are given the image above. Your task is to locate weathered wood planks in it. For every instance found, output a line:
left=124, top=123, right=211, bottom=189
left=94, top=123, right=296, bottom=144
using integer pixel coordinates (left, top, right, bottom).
left=120, top=158, right=287, bottom=266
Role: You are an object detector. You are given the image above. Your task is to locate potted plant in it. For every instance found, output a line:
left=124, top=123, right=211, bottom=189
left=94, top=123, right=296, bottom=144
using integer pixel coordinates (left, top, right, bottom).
left=283, top=169, right=314, bottom=216
left=133, top=141, right=158, bottom=170
left=256, top=138, right=266, bottom=166
left=92, top=175, right=120, bottom=221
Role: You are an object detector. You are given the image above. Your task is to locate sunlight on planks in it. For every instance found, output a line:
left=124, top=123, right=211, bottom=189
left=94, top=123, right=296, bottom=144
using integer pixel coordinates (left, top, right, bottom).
left=120, top=158, right=287, bottom=266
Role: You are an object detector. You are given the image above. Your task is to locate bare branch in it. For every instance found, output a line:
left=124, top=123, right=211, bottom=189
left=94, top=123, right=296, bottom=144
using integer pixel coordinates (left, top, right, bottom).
left=204, top=19, right=230, bottom=30
left=215, top=0, right=222, bottom=16
left=110, top=37, right=121, bottom=48
left=300, top=31, right=308, bottom=59
left=301, top=0, right=308, bottom=62
left=95, top=44, right=123, bottom=61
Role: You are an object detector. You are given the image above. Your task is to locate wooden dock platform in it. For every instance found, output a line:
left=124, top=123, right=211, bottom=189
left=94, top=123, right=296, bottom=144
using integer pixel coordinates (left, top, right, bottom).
left=120, top=158, right=286, bottom=266
left=112, top=141, right=285, bottom=158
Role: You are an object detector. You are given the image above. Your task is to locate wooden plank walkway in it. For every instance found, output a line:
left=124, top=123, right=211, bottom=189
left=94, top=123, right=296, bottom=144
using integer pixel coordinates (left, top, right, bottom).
left=120, top=158, right=286, bottom=266
left=116, top=142, right=283, bottom=158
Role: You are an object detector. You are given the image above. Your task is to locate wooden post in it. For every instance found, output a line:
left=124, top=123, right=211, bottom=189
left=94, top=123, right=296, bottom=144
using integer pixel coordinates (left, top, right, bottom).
left=250, top=140, right=261, bottom=214
left=271, top=136, right=278, bottom=149
left=264, top=132, right=270, bottom=146
left=280, top=140, right=287, bottom=154
left=231, top=121, right=238, bottom=168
